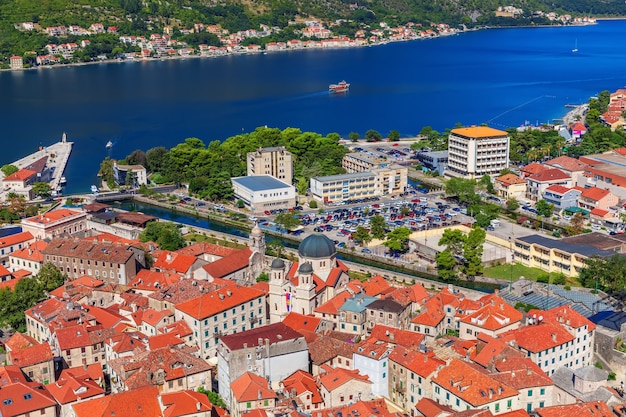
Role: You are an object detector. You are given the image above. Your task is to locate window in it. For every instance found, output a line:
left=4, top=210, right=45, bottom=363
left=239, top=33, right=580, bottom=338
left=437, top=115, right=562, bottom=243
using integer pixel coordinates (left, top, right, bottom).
left=264, top=400, right=269, bottom=406
left=527, top=404, right=532, bottom=412
left=495, top=403, right=499, bottom=412
left=528, top=389, right=532, bottom=397
left=507, top=399, right=512, bottom=409
left=540, top=388, right=545, bottom=395
left=540, top=402, right=545, bottom=408
left=247, top=402, right=251, bottom=409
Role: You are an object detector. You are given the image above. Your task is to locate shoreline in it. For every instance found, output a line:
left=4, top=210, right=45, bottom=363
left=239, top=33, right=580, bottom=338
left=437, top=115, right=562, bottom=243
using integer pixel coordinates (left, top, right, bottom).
left=1, top=21, right=601, bottom=74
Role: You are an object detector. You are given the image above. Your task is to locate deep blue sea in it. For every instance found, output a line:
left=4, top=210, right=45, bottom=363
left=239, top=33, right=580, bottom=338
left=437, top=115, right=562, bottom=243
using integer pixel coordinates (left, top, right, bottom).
left=3, top=20, right=626, bottom=194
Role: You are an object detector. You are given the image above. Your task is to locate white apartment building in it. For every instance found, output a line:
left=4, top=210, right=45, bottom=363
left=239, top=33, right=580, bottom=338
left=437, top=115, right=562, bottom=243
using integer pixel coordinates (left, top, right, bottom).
left=446, top=126, right=510, bottom=179
left=247, top=146, right=293, bottom=183
left=231, top=175, right=297, bottom=213
left=311, top=165, right=407, bottom=203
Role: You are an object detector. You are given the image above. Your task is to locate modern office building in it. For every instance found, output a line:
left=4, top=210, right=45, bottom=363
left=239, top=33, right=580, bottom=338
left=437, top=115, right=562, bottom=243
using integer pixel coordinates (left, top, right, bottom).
left=414, top=150, right=449, bottom=175
left=231, top=175, right=296, bottom=212
left=446, top=126, right=510, bottom=179
left=310, top=165, right=407, bottom=203
left=246, top=146, right=293, bottom=183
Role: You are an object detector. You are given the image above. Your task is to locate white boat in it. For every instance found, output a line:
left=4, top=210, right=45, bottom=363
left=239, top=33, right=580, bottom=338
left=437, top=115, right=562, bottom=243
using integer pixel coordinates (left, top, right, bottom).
left=90, top=185, right=98, bottom=193
left=59, top=176, right=66, bottom=184
left=572, top=39, right=578, bottom=53
left=106, top=140, right=113, bottom=149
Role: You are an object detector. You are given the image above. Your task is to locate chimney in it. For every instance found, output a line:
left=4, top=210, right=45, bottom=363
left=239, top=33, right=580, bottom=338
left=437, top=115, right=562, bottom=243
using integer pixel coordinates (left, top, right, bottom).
left=258, top=338, right=263, bottom=346
left=196, top=402, right=202, bottom=412
left=227, top=290, right=232, bottom=297
left=389, top=333, right=395, bottom=342
left=166, top=253, right=172, bottom=262
left=552, top=333, right=557, bottom=343
left=258, top=390, right=262, bottom=400
left=243, top=343, right=248, bottom=349
left=526, top=367, right=532, bottom=376
left=218, top=293, right=224, bottom=300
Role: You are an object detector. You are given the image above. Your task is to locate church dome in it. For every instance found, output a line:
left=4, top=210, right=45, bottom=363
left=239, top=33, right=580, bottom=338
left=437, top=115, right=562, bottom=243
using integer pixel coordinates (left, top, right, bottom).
left=298, top=234, right=336, bottom=259
left=298, top=262, right=314, bottom=274
left=270, top=258, right=285, bottom=269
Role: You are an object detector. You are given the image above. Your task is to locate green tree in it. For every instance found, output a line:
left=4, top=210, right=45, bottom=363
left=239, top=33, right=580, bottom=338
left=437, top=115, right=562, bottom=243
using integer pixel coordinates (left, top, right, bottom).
left=125, top=149, right=148, bottom=167
left=139, top=222, right=186, bottom=251
left=370, top=215, right=387, bottom=239
left=146, top=147, right=169, bottom=173
left=309, top=200, right=318, bottom=209
left=352, top=226, right=372, bottom=247
left=297, top=177, right=308, bottom=195
left=436, top=250, right=457, bottom=281
left=205, top=172, right=234, bottom=201
left=388, top=130, right=400, bottom=142
left=99, top=157, right=115, bottom=188
left=461, top=227, right=486, bottom=279
left=266, top=239, right=285, bottom=257
left=383, top=227, right=411, bottom=254
left=237, top=199, right=245, bottom=208
left=37, top=263, right=66, bottom=292
left=125, top=171, right=137, bottom=188
left=32, top=182, right=51, bottom=198
left=411, top=141, right=430, bottom=151
left=275, top=212, right=301, bottom=232
left=256, top=272, right=269, bottom=282
left=445, top=178, right=480, bottom=205
left=197, top=387, right=226, bottom=408
left=438, top=229, right=466, bottom=258
left=507, top=198, right=520, bottom=211
left=535, top=199, right=553, bottom=217
left=565, top=212, right=585, bottom=236
left=479, top=174, right=495, bottom=194
left=1, top=165, right=18, bottom=177
left=349, top=132, right=360, bottom=142
left=365, top=129, right=382, bottom=142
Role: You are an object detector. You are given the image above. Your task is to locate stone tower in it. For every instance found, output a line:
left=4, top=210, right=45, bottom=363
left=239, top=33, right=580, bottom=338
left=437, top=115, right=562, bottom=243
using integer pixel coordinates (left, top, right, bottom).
left=268, top=258, right=288, bottom=324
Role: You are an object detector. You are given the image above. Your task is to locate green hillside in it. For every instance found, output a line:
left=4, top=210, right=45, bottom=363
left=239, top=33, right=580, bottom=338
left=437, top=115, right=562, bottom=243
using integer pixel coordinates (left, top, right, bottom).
left=0, top=0, right=624, bottom=64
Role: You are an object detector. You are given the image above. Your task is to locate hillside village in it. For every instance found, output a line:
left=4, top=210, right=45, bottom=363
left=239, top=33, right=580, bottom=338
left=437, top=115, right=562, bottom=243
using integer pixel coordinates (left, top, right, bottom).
left=7, top=9, right=596, bottom=70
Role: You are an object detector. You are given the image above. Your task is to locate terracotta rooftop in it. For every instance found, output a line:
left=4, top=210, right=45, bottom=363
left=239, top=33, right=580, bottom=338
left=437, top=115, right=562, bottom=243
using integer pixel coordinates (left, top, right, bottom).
left=3, top=168, right=36, bottom=182
left=308, top=335, right=354, bottom=365
left=43, top=237, right=134, bottom=263
left=536, top=401, right=614, bottom=417
left=45, top=368, right=105, bottom=404
left=231, top=372, right=276, bottom=402
left=528, top=305, right=595, bottom=331
left=432, top=359, right=518, bottom=407
left=175, top=284, right=265, bottom=320
left=415, top=397, right=454, bottom=417
left=545, top=184, right=572, bottom=195
left=282, top=312, right=322, bottom=334
left=281, top=370, right=323, bottom=404
left=318, top=366, right=371, bottom=391
left=9, top=342, right=52, bottom=368
left=314, top=291, right=352, bottom=315
left=220, top=322, right=304, bottom=351
left=496, top=173, right=526, bottom=186
left=176, top=241, right=239, bottom=258
left=528, top=168, right=570, bottom=182
left=520, top=163, right=547, bottom=176
left=24, top=208, right=83, bottom=225
left=154, top=251, right=197, bottom=274
left=0, top=231, right=34, bottom=249
left=545, top=155, right=588, bottom=172
left=580, top=187, right=611, bottom=201
left=72, top=385, right=161, bottom=417
left=202, top=247, right=253, bottom=278
left=500, top=321, right=574, bottom=353
left=161, top=390, right=213, bottom=417
left=370, top=325, right=425, bottom=349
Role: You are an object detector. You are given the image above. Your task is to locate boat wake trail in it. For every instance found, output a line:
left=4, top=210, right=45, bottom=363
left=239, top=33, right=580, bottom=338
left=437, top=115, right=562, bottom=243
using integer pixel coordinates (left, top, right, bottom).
left=485, top=95, right=556, bottom=125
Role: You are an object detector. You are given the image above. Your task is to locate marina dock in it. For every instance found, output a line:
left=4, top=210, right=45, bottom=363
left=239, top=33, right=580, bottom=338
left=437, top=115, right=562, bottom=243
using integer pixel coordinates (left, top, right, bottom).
left=2, top=133, right=73, bottom=196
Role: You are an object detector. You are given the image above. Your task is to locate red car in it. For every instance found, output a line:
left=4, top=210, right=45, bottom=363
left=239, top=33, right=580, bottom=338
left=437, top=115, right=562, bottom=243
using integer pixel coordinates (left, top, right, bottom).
left=264, top=210, right=271, bottom=215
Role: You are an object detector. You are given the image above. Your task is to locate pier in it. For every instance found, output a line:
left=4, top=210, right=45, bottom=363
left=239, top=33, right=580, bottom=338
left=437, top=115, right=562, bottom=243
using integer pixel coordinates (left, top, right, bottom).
left=1, top=133, right=73, bottom=199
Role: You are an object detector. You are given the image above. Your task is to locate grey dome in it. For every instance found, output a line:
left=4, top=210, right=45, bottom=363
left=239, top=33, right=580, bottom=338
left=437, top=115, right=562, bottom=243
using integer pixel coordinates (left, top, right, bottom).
left=298, top=234, right=336, bottom=259
left=270, top=258, right=285, bottom=269
left=298, top=262, right=314, bottom=274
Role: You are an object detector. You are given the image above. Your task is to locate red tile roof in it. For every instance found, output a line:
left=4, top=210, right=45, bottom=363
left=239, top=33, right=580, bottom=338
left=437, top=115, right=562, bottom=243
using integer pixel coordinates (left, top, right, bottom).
left=431, top=359, right=518, bottom=407
left=128, top=269, right=183, bottom=291
left=528, top=305, right=595, bottom=331
left=314, top=291, right=352, bottom=315
left=231, top=372, right=276, bottom=402
left=220, top=322, right=303, bottom=351
left=9, top=342, right=52, bottom=367
left=590, top=208, right=609, bottom=216
left=175, top=284, right=265, bottom=320
left=318, top=366, right=371, bottom=391
left=459, top=295, right=522, bottom=331
left=55, top=325, right=92, bottom=350
left=148, top=332, right=184, bottom=350
left=500, top=321, right=574, bottom=352
left=388, top=345, right=445, bottom=378
left=308, top=334, right=355, bottom=365
left=0, top=231, right=34, bottom=249
left=45, top=368, right=105, bottom=404
left=520, top=163, right=547, bottom=175
left=580, top=187, right=610, bottom=201
left=72, top=386, right=161, bottom=417
left=0, top=379, right=56, bottom=416
left=26, top=208, right=82, bottom=224
left=496, top=173, right=526, bottom=186
left=176, top=242, right=238, bottom=258
left=202, top=247, right=253, bottom=278
left=8, top=240, right=46, bottom=262
left=536, top=401, right=614, bottom=417
left=161, top=390, right=213, bottom=417
left=545, top=156, right=588, bottom=172
left=281, top=370, right=323, bottom=404
left=282, top=312, right=322, bottom=334
left=362, top=275, right=392, bottom=296
left=3, top=168, right=36, bottom=182
left=370, top=325, right=425, bottom=349
left=386, top=283, right=429, bottom=307
left=528, top=168, right=570, bottom=182
left=415, top=397, right=454, bottom=417
left=154, top=251, right=197, bottom=274
left=545, top=184, right=572, bottom=194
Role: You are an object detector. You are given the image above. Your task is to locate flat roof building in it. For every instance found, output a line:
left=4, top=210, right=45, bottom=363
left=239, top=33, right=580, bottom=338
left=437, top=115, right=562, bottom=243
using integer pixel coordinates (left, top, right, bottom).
left=310, top=165, right=407, bottom=203
left=231, top=175, right=296, bottom=213
left=446, top=125, right=510, bottom=179
left=246, top=146, right=293, bottom=183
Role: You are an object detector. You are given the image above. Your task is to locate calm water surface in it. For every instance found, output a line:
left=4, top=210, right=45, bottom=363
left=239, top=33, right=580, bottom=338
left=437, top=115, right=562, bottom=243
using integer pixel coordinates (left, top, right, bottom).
left=2, top=20, right=626, bottom=193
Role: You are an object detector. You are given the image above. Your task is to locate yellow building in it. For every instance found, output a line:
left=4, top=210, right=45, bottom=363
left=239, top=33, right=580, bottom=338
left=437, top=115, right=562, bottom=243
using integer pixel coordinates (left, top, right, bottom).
left=513, top=234, right=611, bottom=278
left=494, top=173, right=527, bottom=200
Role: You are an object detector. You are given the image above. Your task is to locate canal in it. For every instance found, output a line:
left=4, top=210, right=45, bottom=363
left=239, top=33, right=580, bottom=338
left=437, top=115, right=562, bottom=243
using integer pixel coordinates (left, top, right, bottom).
left=112, top=200, right=500, bottom=293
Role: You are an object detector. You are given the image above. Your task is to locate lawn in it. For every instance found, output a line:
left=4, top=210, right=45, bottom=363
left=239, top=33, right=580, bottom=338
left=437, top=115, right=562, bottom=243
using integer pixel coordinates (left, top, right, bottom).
left=483, top=263, right=580, bottom=286
left=185, top=233, right=246, bottom=249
